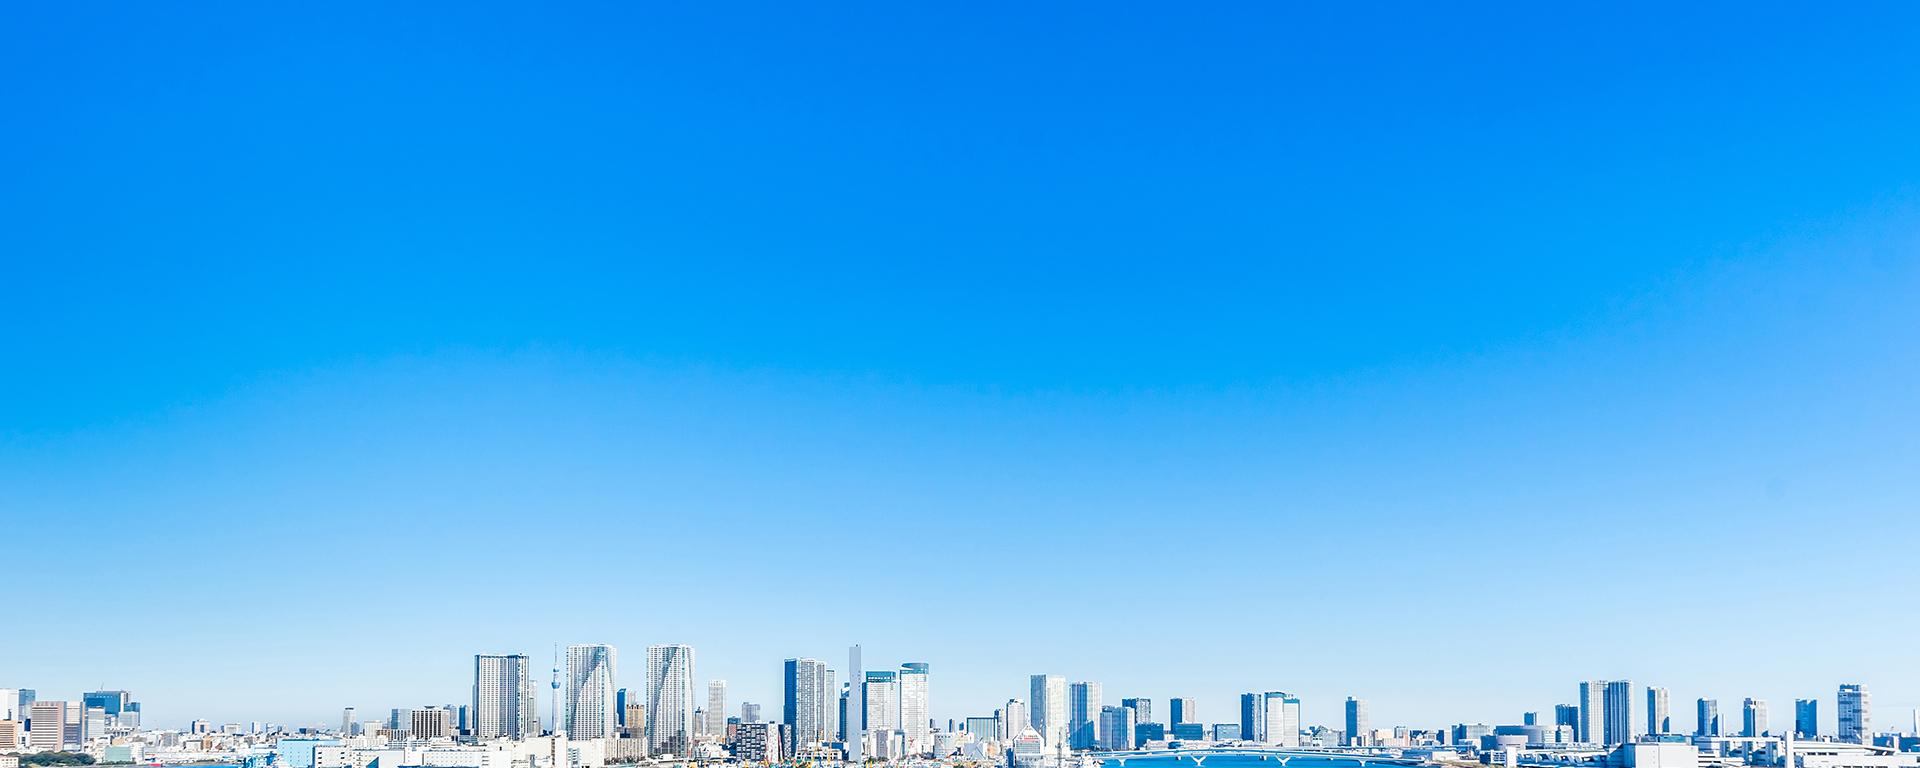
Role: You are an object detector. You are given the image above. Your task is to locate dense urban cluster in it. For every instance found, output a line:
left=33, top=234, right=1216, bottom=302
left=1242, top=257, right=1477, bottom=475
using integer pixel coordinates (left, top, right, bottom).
left=5, top=646, right=1918, bottom=768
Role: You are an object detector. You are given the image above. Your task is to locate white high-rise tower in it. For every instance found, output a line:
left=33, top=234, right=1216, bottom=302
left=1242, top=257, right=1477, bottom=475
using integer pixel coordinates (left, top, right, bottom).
left=647, top=644, right=696, bottom=757
left=565, top=645, right=618, bottom=739
left=706, top=680, right=727, bottom=737
left=1604, top=680, right=1639, bottom=745
left=475, top=654, right=539, bottom=739
left=1030, top=675, right=1067, bottom=750
left=900, top=663, right=930, bottom=755
left=786, top=658, right=834, bottom=755
left=1578, top=681, right=1606, bottom=744
left=847, top=646, right=864, bottom=763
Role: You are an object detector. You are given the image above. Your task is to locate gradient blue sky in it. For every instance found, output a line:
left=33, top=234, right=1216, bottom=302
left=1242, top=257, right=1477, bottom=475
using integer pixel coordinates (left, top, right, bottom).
left=5, top=0, right=1920, bottom=736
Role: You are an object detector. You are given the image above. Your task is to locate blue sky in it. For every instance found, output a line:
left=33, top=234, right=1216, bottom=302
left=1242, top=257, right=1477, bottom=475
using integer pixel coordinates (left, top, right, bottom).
left=4, top=0, right=1920, bottom=736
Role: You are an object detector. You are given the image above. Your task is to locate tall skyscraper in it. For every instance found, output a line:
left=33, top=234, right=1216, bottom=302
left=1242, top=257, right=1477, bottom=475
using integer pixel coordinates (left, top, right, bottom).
left=342, top=708, right=355, bottom=735
left=838, top=684, right=851, bottom=741
left=1555, top=704, right=1579, bottom=729
left=1120, top=699, right=1151, bottom=725
left=1647, top=687, right=1670, bottom=735
left=741, top=703, right=761, bottom=723
left=565, top=645, right=618, bottom=739
left=1069, top=682, right=1103, bottom=750
left=1697, top=699, right=1720, bottom=736
left=706, top=680, right=727, bottom=738
left=647, top=644, right=696, bottom=756
left=1578, top=681, right=1606, bottom=744
left=1743, top=698, right=1768, bottom=737
left=1839, top=684, right=1870, bottom=743
left=1604, top=680, right=1639, bottom=745
left=1345, top=698, right=1368, bottom=746
left=900, top=663, right=930, bottom=754
left=1001, top=700, right=1028, bottom=744
left=1169, top=698, right=1195, bottom=727
left=81, top=691, right=132, bottom=728
left=475, top=654, right=539, bottom=739
left=1795, top=699, right=1818, bottom=738
left=1099, top=706, right=1134, bottom=751
left=1241, top=693, right=1264, bottom=743
left=864, top=670, right=899, bottom=734
left=1030, top=675, right=1067, bottom=748
left=784, top=658, right=833, bottom=754
left=1264, top=693, right=1299, bottom=747
left=846, top=646, right=863, bottom=763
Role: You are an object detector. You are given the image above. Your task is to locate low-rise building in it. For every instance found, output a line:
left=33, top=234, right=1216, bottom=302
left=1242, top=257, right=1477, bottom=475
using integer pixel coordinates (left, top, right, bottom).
left=732, top=722, right=781, bottom=763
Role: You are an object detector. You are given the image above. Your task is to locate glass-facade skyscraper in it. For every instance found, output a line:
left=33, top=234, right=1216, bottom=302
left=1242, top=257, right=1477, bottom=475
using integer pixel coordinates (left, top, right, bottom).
left=1240, top=693, right=1262, bottom=743
left=1743, top=698, right=1768, bottom=737
left=1099, top=706, right=1133, bottom=750
left=1240, top=691, right=1297, bottom=746
left=1603, top=680, right=1638, bottom=745
left=1839, top=684, right=1870, bottom=743
left=1345, top=698, right=1368, bottom=746
left=1647, top=686, right=1670, bottom=735
left=1069, top=682, right=1103, bottom=750
left=1697, top=699, right=1720, bottom=736
left=1169, top=698, right=1195, bottom=727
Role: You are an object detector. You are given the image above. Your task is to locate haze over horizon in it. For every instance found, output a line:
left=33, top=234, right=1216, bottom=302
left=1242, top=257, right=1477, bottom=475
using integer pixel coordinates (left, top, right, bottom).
left=4, top=0, right=1919, bottom=735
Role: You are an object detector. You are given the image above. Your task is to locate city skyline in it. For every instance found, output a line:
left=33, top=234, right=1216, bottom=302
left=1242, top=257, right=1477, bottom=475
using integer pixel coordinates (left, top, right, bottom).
left=8, top=0, right=1920, bottom=749
left=10, top=652, right=1905, bottom=748
left=10, top=679, right=1911, bottom=768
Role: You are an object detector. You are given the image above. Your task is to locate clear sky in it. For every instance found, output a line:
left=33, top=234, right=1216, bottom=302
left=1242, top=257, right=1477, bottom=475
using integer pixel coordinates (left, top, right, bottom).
left=4, top=0, right=1920, bottom=738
